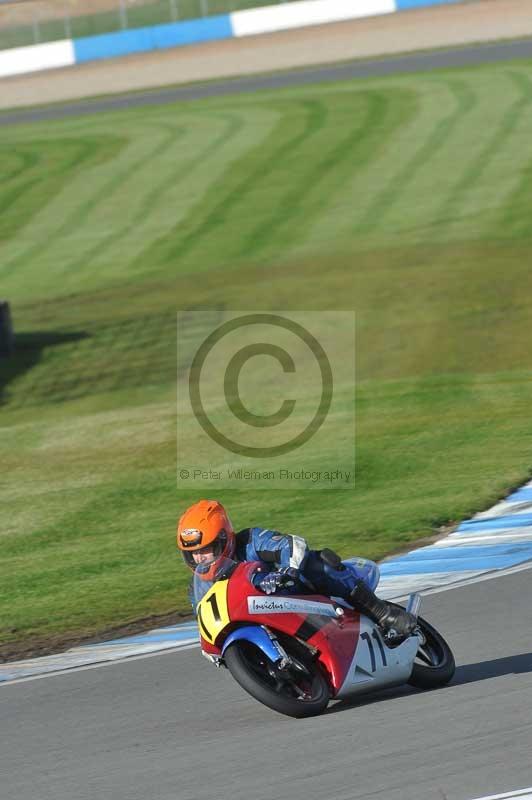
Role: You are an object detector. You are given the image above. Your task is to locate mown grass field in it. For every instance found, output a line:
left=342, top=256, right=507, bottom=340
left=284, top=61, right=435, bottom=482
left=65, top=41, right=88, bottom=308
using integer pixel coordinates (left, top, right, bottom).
left=1, top=59, right=532, bottom=652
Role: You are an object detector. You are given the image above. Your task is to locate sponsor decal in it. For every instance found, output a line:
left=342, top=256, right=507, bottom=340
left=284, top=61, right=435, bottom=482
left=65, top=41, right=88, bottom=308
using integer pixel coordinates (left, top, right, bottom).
left=247, top=596, right=337, bottom=617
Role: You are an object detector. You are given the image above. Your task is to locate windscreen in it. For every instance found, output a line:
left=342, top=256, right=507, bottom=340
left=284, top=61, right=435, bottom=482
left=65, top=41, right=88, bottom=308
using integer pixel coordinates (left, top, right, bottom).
left=192, top=557, right=237, bottom=607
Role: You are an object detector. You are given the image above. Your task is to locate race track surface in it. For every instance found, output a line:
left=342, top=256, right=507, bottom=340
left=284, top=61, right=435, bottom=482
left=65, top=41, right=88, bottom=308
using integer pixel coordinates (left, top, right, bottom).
left=2, top=568, right=531, bottom=800
left=2, top=37, right=532, bottom=127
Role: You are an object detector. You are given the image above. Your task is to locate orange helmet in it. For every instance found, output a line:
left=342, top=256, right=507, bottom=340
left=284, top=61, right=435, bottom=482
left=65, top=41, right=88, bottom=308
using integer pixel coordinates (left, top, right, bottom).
left=177, top=499, right=235, bottom=581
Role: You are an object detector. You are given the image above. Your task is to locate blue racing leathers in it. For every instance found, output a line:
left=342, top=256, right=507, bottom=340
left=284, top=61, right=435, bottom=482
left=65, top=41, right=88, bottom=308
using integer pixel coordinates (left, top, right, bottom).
left=235, top=527, right=308, bottom=572
left=235, top=527, right=379, bottom=602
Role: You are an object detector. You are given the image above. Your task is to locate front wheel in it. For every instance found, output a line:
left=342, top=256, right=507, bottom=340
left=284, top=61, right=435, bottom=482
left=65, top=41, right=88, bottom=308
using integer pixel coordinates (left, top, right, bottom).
left=224, top=634, right=330, bottom=718
left=406, top=612, right=455, bottom=689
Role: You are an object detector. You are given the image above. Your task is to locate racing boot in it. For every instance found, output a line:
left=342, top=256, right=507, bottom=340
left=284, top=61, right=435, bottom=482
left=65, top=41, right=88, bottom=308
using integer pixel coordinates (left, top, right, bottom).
left=349, top=579, right=417, bottom=644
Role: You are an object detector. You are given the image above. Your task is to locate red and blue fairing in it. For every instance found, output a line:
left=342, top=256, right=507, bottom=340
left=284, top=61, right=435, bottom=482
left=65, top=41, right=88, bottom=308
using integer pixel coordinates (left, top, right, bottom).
left=195, top=561, right=361, bottom=696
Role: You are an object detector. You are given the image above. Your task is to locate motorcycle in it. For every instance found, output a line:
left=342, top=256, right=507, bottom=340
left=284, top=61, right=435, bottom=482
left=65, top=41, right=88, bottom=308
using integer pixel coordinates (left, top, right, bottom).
left=194, top=557, right=455, bottom=718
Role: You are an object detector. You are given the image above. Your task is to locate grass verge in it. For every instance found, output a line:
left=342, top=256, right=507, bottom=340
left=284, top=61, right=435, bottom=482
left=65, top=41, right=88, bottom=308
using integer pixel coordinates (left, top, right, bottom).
left=1, top=57, right=532, bottom=655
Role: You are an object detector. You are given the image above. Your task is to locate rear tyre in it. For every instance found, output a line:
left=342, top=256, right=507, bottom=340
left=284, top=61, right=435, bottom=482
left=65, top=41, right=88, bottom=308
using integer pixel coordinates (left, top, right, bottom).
left=224, top=634, right=330, bottom=718
left=404, top=610, right=455, bottom=689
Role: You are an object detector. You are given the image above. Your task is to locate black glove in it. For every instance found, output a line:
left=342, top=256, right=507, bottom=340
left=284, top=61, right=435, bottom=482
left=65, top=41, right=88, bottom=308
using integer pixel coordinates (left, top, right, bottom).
left=258, top=568, right=299, bottom=595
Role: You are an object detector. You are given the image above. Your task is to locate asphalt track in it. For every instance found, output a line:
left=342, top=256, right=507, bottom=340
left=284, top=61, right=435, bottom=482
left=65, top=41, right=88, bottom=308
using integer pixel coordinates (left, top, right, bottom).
left=2, top=568, right=531, bottom=800
left=1, top=36, right=532, bottom=127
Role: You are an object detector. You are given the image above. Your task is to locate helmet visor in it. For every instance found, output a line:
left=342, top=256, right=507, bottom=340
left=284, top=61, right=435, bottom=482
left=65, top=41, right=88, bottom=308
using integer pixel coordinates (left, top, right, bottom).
left=182, top=541, right=223, bottom=572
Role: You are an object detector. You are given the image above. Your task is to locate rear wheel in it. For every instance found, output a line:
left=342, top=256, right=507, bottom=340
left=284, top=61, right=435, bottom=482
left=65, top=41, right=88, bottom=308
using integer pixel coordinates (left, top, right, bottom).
left=224, top=634, right=330, bottom=718
left=406, top=612, right=455, bottom=689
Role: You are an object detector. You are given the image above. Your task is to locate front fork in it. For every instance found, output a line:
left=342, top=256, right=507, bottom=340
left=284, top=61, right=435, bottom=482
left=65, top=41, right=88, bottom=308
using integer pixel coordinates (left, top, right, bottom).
left=406, top=592, right=425, bottom=644
left=406, top=592, right=422, bottom=618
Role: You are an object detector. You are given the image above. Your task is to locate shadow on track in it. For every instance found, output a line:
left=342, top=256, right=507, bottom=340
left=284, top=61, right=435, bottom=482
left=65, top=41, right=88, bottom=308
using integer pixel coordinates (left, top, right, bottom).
left=325, top=684, right=418, bottom=716
left=325, top=652, right=532, bottom=715
left=452, top=652, right=532, bottom=685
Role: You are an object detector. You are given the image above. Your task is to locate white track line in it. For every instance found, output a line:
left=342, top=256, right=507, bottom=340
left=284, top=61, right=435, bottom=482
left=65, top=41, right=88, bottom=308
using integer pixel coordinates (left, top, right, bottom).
left=469, top=787, right=532, bottom=800
left=0, top=641, right=200, bottom=687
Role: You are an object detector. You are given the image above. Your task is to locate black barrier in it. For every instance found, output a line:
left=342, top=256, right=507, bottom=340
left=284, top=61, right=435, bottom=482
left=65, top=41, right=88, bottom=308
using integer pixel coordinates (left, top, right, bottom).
left=0, top=301, right=14, bottom=357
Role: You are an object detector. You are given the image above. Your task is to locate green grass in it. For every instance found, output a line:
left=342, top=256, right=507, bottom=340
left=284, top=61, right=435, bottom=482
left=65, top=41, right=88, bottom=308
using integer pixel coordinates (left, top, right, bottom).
left=2, top=59, right=532, bottom=649
left=0, top=0, right=275, bottom=50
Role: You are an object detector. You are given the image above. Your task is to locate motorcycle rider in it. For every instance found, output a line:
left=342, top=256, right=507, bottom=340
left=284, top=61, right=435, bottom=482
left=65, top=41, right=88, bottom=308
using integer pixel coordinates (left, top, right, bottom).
left=177, top=499, right=416, bottom=642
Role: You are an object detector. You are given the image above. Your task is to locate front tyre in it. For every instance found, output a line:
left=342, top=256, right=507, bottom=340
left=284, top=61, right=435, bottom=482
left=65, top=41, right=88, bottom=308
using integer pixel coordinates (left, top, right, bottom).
left=407, top=612, right=455, bottom=689
left=224, top=635, right=330, bottom=718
